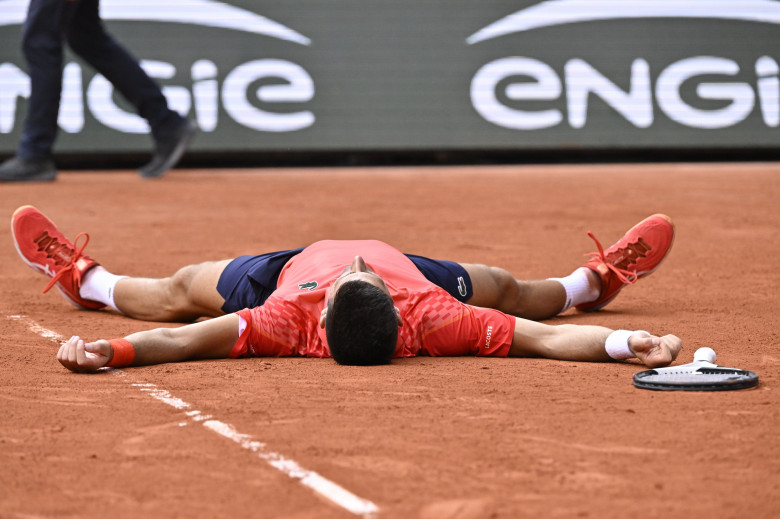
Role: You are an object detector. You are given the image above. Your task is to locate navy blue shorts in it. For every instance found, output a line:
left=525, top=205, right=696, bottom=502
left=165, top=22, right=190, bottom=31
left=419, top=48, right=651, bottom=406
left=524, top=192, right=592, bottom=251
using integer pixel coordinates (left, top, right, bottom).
left=216, top=247, right=473, bottom=313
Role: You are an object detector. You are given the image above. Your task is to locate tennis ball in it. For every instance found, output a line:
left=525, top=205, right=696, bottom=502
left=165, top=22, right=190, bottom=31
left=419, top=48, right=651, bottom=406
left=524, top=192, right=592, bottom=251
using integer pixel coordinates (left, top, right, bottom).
left=693, top=347, right=717, bottom=364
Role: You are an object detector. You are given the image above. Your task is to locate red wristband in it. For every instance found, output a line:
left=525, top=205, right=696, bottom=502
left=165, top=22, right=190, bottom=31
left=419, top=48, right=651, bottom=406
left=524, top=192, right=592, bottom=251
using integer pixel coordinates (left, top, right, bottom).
left=106, top=339, right=135, bottom=367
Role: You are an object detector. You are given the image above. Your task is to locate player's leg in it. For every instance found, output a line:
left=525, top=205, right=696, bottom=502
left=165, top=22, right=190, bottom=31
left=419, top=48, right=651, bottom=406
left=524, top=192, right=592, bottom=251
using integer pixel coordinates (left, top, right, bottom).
left=460, top=263, right=598, bottom=321
left=464, top=214, right=676, bottom=317
left=405, top=253, right=598, bottom=320
left=11, top=205, right=231, bottom=321
left=12, top=205, right=307, bottom=323
left=111, top=248, right=306, bottom=321
left=106, top=260, right=231, bottom=322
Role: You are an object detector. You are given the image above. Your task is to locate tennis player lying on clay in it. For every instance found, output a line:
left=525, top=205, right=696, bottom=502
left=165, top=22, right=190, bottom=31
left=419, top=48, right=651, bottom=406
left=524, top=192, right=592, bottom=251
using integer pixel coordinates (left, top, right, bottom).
left=12, top=206, right=681, bottom=372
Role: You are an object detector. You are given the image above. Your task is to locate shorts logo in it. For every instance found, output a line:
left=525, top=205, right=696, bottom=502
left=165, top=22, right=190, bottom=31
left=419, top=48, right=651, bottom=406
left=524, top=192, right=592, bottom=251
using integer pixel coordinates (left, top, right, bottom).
left=485, top=325, right=493, bottom=349
left=298, top=281, right=318, bottom=291
left=457, top=276, right=468, bottom=298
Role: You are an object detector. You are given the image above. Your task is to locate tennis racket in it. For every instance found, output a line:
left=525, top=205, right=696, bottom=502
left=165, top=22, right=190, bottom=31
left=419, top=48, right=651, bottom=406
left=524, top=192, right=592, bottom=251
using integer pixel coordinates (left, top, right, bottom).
left=633, top=348, right=759, bottom=391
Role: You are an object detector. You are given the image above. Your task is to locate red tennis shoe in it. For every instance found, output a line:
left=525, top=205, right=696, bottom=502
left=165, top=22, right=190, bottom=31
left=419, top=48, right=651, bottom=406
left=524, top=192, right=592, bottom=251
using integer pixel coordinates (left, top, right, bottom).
left=11, top=205, right=105, bottom=310
left=576, top=214, right=675, bottom=312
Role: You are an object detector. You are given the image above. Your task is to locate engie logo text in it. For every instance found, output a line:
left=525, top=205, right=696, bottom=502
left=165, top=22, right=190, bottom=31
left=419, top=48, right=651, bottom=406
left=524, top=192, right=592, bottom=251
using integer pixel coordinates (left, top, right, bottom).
left=468, top=0, right=780, bottom=131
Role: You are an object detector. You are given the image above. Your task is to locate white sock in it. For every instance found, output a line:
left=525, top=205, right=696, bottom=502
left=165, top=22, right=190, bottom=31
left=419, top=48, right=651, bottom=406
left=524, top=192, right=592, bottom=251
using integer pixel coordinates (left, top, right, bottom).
left=548, top=267, right=600, bottom=312
left=79, top=266, right=128, bottom=313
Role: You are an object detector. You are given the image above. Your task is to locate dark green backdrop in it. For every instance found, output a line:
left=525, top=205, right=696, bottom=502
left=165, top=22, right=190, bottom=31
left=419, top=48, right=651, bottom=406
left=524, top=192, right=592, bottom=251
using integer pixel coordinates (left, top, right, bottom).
left=1, top=0, right=778, bottom=155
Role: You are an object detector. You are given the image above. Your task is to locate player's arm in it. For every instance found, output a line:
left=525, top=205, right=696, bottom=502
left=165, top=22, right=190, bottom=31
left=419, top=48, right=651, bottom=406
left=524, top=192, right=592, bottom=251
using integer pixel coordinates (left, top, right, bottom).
left=57, top=314, right=240, bottom=373
left=508, top=317, right=681, bottom=368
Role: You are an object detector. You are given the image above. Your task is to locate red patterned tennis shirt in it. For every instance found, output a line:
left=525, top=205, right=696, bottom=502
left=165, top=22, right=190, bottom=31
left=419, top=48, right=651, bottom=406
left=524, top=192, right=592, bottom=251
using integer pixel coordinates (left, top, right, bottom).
left=230, top=240, right=514, bottom=359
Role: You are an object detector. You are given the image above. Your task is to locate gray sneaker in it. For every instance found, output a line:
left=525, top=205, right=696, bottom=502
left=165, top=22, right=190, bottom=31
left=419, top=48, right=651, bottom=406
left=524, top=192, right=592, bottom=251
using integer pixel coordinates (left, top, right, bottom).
left=0, top=156, right=57, bottom=183
left=138, top=119, right=198, bottom=178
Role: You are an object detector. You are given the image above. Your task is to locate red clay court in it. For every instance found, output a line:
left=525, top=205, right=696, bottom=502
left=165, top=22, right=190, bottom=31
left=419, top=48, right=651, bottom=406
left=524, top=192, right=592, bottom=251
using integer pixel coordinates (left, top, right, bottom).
left=1, top=162, right=778, bottom=518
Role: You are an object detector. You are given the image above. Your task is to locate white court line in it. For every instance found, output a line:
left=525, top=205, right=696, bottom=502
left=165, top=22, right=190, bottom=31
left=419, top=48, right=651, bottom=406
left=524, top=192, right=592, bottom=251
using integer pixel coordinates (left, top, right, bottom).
left=7, top=314, right=379, bottom=518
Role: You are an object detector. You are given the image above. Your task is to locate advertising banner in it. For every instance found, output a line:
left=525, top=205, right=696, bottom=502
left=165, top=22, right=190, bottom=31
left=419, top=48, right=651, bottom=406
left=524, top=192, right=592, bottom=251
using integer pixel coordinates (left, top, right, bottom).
left=1, top=0, right=778, bottom=155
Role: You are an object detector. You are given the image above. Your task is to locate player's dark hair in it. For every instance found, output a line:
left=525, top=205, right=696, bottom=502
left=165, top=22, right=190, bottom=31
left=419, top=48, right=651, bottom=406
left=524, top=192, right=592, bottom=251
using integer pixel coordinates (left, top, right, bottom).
left=325, top=280, right=398, bottom=366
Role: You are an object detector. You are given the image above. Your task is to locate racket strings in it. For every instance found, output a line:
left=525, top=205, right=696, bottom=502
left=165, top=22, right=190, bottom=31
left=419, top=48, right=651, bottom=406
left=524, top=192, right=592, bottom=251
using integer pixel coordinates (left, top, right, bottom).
left=697, top=368, right=747, bottom=375
left=650, top=368, right=747, bottom=378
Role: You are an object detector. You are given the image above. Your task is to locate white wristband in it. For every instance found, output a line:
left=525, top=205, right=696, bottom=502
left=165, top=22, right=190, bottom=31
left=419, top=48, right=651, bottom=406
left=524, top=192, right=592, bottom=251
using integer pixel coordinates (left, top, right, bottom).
left=605, top=330, right=648, bottom=360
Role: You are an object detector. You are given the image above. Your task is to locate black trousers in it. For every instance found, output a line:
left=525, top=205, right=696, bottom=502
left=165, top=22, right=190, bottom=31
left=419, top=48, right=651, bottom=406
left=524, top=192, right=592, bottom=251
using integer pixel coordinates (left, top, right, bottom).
left=19, top=0, right=180, bottom=158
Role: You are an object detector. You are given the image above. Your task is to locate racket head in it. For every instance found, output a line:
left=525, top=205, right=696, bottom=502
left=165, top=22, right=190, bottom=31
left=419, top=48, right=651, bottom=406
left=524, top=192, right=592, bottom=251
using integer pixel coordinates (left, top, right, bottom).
left=633, top=364, right=759, bottom=391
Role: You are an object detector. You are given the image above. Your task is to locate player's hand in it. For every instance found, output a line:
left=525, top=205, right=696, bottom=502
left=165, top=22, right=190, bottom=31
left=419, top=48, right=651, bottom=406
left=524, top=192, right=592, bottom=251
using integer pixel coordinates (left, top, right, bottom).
left=629, top=332, right=682, bottom=368
left=56, top=336, right=112, bottom=373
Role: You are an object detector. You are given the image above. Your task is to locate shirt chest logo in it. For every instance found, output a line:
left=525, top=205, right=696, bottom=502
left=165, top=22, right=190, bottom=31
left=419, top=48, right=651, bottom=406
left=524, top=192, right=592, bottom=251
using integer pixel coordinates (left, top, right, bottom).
left=298, top=281, right=318, bottom=291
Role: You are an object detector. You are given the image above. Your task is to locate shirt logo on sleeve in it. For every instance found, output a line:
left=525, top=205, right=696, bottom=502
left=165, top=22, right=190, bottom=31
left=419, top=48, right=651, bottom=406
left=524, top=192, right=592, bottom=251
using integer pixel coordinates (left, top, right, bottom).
left=485, top=325, right=494, bottom=349
left=298, top=281, right=318, bottom=291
